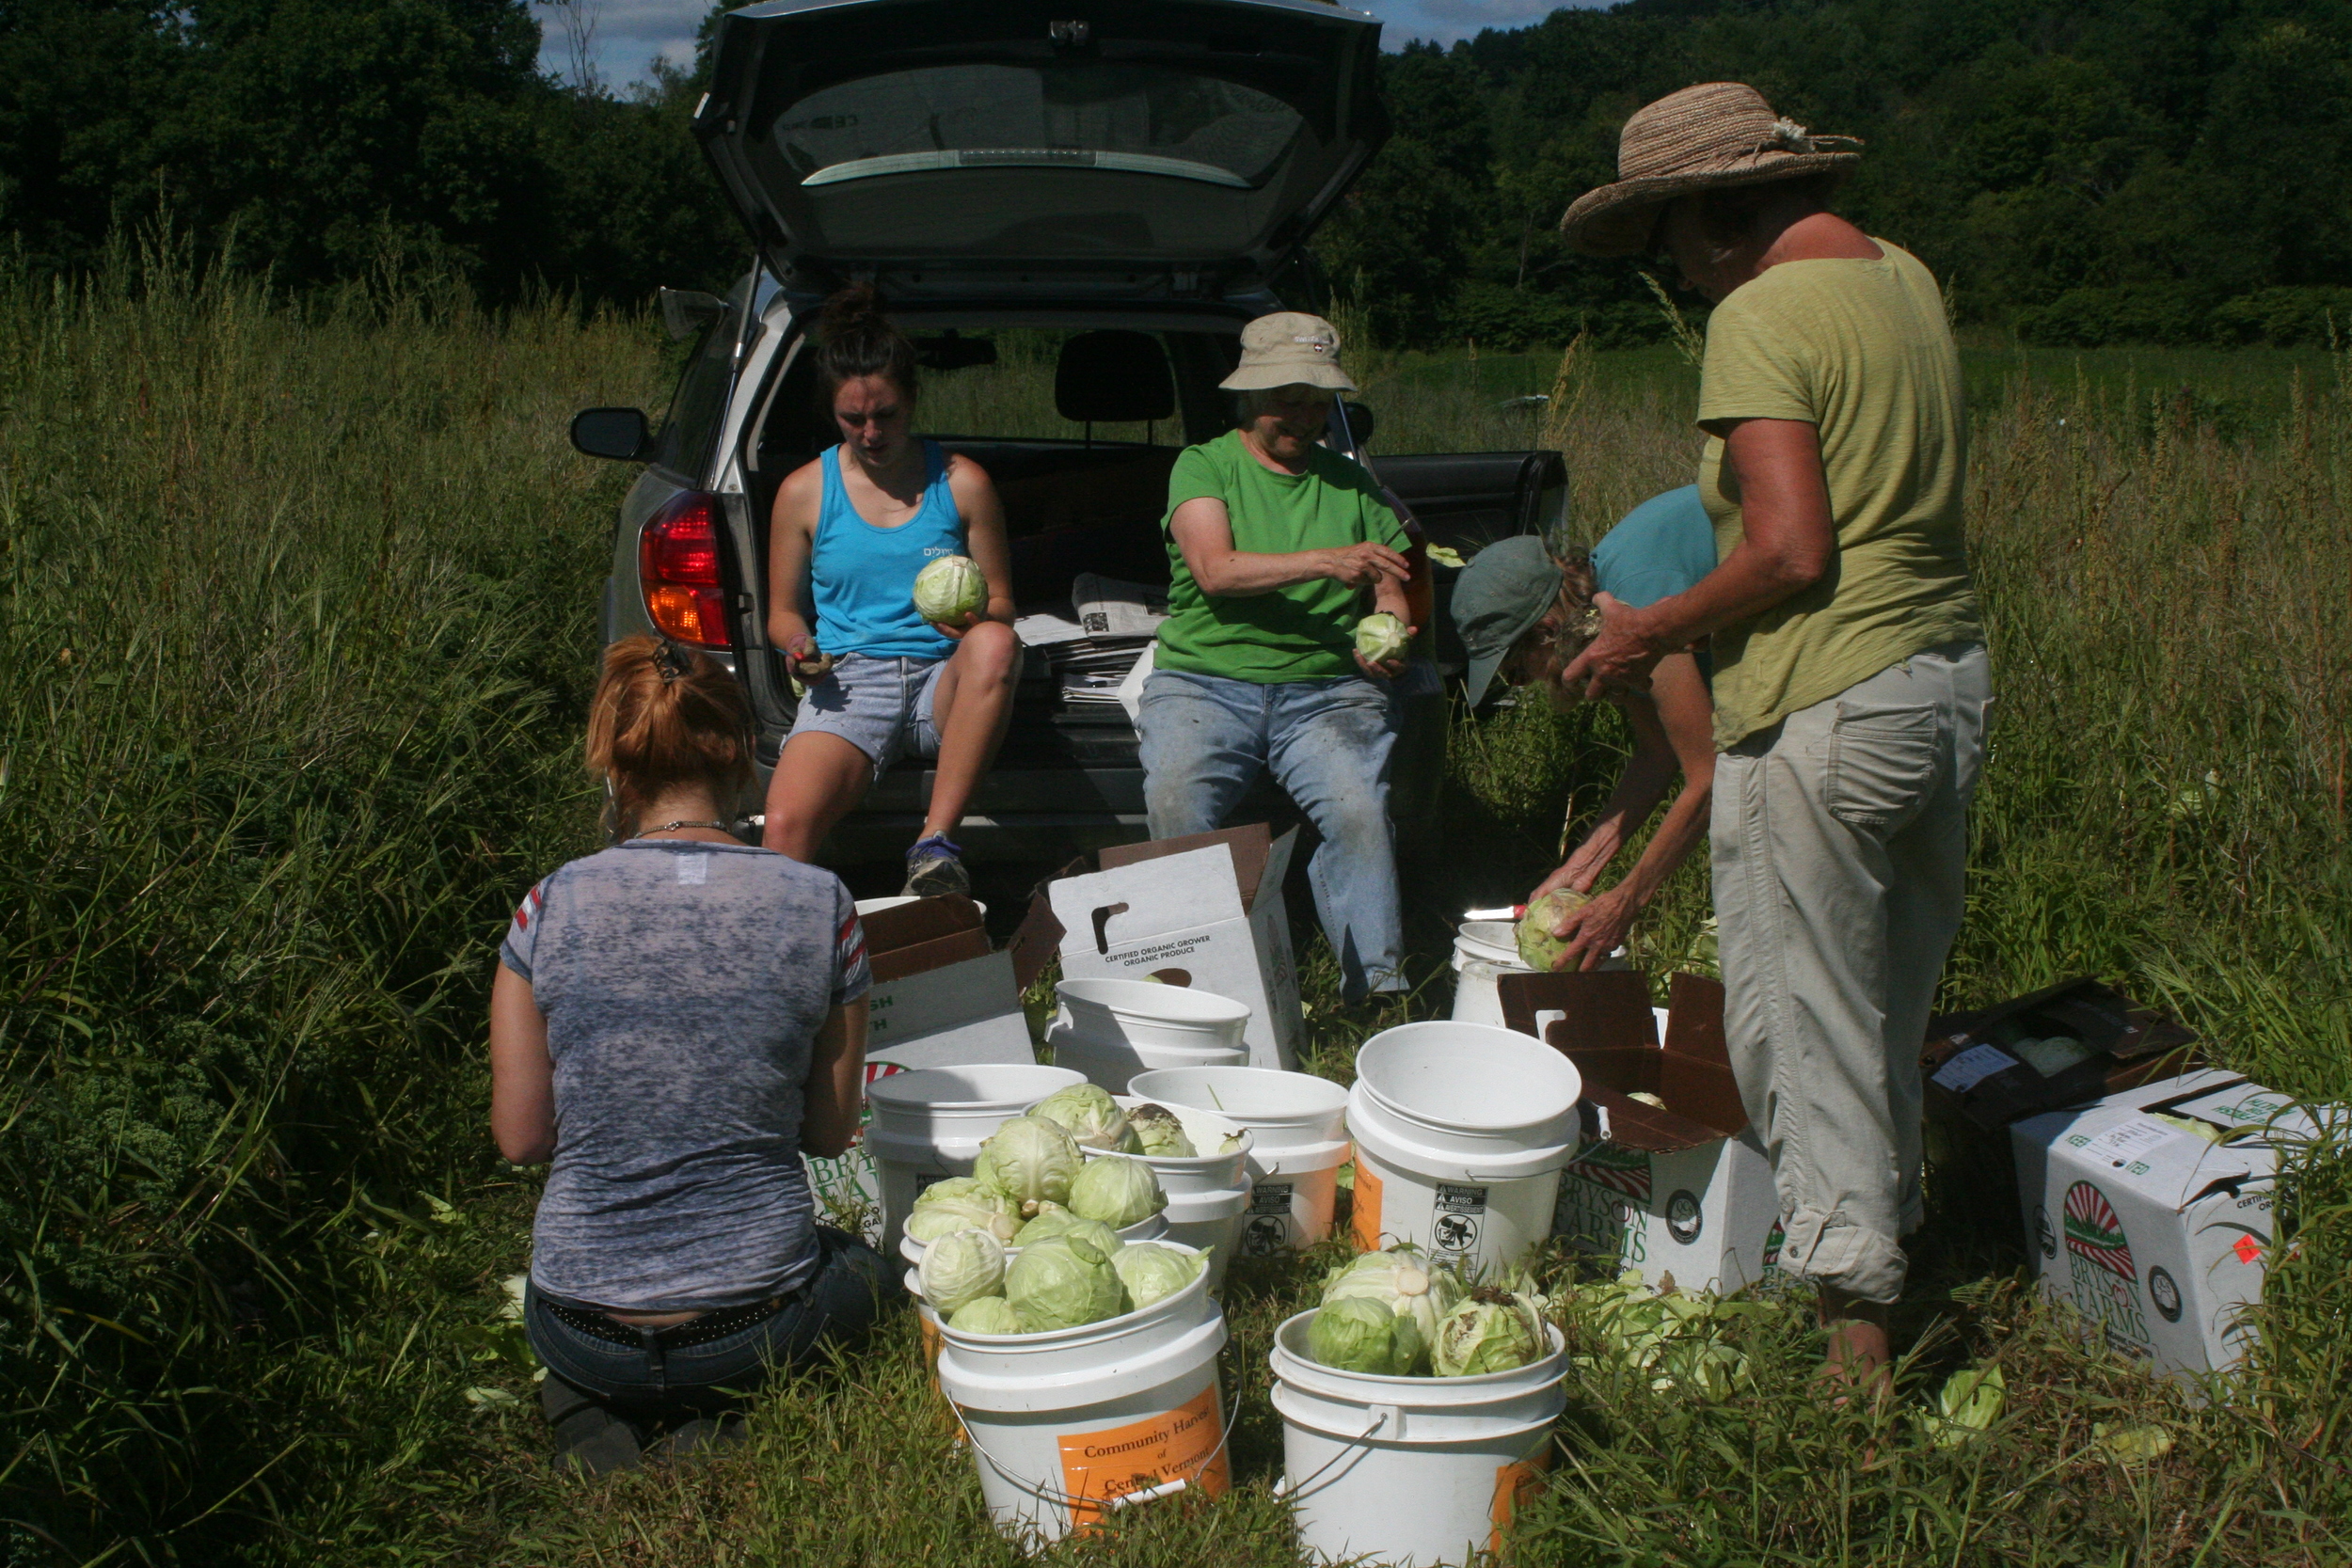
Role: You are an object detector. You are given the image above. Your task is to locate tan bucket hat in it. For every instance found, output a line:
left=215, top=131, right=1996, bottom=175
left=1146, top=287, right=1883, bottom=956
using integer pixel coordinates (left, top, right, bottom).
left=1560, top=82, right=1861, bottom=258
left=1220, top=311, right=1359, bottom=394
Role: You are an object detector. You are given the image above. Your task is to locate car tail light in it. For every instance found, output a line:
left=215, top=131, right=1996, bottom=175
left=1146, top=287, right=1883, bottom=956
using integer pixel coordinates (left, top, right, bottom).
left=639, top=491, right=731, bottom=648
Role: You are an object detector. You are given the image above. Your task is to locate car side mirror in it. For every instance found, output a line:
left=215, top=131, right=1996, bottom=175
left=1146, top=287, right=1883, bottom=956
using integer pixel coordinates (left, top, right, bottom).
left=1341, top=402, right=1375, bottom=444
left=658, top=288, right=727, bottom=341
left=571, top=407, right=653, bottom=461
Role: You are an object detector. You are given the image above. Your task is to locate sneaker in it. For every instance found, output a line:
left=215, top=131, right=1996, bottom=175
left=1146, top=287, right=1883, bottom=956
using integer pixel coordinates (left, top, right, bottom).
left=902, top=832, right=969, bottom=897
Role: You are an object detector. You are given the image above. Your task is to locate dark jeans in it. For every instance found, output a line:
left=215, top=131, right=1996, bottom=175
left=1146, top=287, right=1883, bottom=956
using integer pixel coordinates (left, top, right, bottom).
left=524, top=1225, right=896, bottom=1415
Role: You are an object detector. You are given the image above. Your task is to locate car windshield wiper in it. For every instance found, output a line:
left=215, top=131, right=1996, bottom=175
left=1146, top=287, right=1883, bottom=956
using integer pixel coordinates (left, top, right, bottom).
left=801, top=150, right=1251, bottom=189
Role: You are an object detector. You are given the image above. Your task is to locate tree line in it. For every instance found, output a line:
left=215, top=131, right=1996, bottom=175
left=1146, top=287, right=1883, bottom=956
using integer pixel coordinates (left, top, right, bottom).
left=5, top=0, right=2347, bottom=349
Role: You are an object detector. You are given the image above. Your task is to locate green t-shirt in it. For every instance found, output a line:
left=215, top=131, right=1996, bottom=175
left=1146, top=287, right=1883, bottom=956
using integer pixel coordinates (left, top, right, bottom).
left=1153, top=430, right=1407, bottom=684
left=1696, top=240, right=1985, bottom=750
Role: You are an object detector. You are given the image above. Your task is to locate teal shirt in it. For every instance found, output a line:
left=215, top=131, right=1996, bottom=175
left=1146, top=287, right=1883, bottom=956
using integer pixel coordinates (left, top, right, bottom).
left=1154, top=431, right=1406, bottom=684
left=1592, top=485, right=1717, bottom=680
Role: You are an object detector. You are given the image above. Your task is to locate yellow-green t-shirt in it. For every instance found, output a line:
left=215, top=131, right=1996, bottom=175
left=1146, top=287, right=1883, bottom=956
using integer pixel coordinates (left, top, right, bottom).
left=1696, top=240, right=1984, bottom=750
left=1153, top=430, right=1406, bottom=684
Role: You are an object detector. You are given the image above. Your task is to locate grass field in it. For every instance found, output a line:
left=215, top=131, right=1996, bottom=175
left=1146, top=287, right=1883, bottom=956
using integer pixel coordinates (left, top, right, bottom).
left=4, top=258, right=2347, bottom=1565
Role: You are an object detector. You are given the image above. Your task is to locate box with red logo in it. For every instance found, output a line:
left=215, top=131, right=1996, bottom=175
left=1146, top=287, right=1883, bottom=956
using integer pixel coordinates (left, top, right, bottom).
left=1499, top=970, right=1780, bottom=1294
left=2011, top=1069, right=2331, bottom=1384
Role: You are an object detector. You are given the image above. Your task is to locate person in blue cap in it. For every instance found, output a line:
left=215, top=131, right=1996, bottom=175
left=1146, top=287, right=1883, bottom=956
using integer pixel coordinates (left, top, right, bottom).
left=1451, top=487, right=1717, bottom=968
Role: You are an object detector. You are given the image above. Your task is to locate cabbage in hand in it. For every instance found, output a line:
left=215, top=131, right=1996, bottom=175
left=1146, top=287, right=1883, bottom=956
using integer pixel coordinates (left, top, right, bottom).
left=913, top=554, right=988, bottom=626
left=1111, top=1243, right=1204, bottom=1311
left=1126, top=1102, right=1198, bottom=1159
left=946, top=1295, right=1022, bottom=1335
left=905, top=1177, right=1020, bottom=1244
left=1354, top=611, right=1409, bottom=666
left=917, top=1227, right=1006, bottom=1316
left=1430, top=1287, right=1548, bottom=1377
left=1005, top=1235, right=1128, bottom=1331
left=1310, top=1295, right=1426, bottom=1375
left=1031, top=1084, right=1141, bottom=1152
left=974, top=1115, right=1083, bottom=1217
left=1516, top=886, right=1594, bottom=973
left=1068, top=1154, right=1166, bottom=1228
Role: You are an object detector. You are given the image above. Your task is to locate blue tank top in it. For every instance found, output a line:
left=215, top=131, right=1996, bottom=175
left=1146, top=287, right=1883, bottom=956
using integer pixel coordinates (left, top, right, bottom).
left=808, top=439, right=962, bottom=659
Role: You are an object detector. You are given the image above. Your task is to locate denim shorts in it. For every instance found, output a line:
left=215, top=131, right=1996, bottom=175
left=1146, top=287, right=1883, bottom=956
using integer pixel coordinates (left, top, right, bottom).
left=787, top=653, right=947, bottom=781
left=524, top=1225, right=897, bottom=1414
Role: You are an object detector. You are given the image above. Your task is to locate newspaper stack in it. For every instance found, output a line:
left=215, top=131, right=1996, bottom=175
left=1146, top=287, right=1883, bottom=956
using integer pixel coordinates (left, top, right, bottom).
left=1014, top=573, right=1168, bottom=708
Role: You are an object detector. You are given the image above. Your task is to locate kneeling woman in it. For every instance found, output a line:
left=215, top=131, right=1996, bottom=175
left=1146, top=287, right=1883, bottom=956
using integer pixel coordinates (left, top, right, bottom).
left=762, top=286, right=1019, bottom=895
left=491, top=636, right=892, bottom=1471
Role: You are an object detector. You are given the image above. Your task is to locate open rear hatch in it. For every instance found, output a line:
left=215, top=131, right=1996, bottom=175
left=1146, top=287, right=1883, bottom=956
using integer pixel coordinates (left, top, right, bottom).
left=695, top=0, right=1387, bottom=286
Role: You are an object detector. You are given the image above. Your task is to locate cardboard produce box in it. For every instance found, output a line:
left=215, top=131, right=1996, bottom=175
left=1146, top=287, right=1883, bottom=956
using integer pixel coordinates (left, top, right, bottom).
left=1500, top=970, right=1779, bottom=1293
left=1921, top=978, right=2201, bottom=1203
left=1012, top=824, right=1304, bottom=1072
left=2012, top=1069, right=2328, bottom=1384
left=804, top=895, right=1036, bottom=1244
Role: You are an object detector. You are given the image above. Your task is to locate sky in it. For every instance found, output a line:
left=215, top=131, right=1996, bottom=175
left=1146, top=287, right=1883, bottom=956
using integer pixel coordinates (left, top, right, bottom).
left=531, top=0, right=1601, bottom=95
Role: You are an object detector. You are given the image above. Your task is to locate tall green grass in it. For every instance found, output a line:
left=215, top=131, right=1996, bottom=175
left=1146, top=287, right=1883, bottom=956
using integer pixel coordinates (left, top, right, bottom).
left=4, top=264, right=2344, bottom=1565
left=0, top=245, right=658, bottom=1561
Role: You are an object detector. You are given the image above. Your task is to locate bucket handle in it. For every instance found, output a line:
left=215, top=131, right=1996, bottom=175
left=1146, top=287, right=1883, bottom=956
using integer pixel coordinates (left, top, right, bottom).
left=946, top=1341, right=1245, bottom=1522
left=1274, top=1402, right=1396, bottom=1504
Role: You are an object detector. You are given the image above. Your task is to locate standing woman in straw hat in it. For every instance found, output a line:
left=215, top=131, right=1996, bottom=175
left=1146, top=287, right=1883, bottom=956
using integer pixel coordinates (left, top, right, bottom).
left=1559, top=84, right=1990, bottom=1391
left=1136, top=312, right=1415, bottom=1002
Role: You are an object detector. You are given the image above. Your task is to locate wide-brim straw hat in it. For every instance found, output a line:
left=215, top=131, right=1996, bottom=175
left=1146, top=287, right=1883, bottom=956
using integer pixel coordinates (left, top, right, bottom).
left=1220, top=310, right=1359, bottom=393
left=1560, top=82, right=1862, bottom=258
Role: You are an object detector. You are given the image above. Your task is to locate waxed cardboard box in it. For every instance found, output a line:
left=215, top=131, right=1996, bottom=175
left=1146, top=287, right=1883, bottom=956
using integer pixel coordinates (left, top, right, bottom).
left=1501, top=970, right=1780, bottom=1293
left=2012, top=1069, right=2329, bottom=1385
left=1012, top=823, right=1305, bottom=1071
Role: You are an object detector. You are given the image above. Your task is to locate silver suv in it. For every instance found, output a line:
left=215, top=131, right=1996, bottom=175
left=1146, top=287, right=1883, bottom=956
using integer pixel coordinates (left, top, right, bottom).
left=569, top=0, right=1565, bottom=864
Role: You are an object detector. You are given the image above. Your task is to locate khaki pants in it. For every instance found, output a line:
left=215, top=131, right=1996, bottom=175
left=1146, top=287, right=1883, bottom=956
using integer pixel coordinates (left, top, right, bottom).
left=1711, top=642, right=1992, bottom=1304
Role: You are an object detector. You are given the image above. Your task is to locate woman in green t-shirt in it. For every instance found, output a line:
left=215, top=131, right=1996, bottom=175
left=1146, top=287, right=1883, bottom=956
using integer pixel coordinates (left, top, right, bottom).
left=1559, top=84, right=1992, bottom=1393
left=1136, top=312, right=1416, bottom=1002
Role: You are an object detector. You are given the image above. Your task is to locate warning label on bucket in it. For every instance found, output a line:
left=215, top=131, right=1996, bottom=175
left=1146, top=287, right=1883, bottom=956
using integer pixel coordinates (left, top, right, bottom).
left=1057, top=1382, right=1229, bottom=1531
left=1244, top=1181, right=1295, bottom=1256
left=1433, top=1182, right=1488, bottom=1255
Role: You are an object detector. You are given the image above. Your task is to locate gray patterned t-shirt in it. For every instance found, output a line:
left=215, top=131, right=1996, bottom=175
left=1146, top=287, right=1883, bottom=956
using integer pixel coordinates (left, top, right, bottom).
left=499, top=840, right=870, bottom=1311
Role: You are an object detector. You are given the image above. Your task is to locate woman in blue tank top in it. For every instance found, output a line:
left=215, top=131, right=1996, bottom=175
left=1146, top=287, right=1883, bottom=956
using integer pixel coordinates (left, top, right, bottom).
left=762, top=287, right=1019, bottom=895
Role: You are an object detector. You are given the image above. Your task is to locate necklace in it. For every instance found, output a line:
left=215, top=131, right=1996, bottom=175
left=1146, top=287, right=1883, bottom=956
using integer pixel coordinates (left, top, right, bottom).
left=639, top=820, right=731, bottom=836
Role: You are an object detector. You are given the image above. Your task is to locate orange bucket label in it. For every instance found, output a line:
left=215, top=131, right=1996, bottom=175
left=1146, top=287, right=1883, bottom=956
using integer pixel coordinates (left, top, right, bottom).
left=1056, top=1382, right=1229, bottom=1531
left=1488, top=1441, right=1553, bottom=1557
left=1349, top=1155, right=1385, bottom=1252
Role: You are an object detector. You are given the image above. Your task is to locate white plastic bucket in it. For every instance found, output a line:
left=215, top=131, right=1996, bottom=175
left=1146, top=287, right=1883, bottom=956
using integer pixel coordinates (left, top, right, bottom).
left=1128, top=1067, right=1353, bottom=1252
left=935, top=1242, right=1231, bottom=1547
left=900, top=1210, right=1168, bottom=1272
left=1270, top=1311, right=1564, bottom=1567
left=1346, top=1023, right=1581, bottom=1277
left=1046, top=979, right=1251, bottom=1092
left=866, top=1064, right=1086, bottom=1255
left=1084, top=1102, right=1253, bottom=1291
left=1450, top=921, right=1531, bottom=1027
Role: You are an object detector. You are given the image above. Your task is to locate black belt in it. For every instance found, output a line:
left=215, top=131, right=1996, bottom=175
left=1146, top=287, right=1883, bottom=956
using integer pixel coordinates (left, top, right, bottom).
left=540, top=1293, right=788, bottom=1351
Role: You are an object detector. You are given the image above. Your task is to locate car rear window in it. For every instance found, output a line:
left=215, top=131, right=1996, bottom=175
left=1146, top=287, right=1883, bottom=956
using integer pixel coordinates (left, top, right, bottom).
left=776, top=65, right=1303, bottom=190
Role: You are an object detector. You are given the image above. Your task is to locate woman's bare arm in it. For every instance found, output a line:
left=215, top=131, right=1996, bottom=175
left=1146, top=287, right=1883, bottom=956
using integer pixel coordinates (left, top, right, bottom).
left=1169, top=497, right=1408, bottom=597
left=766, top=460, right=829, bottom=673
left=798, top=999, right=869, bottom=1160
left=489, top=964, right=556, bottom=1164
left=937, top=455, right=1016, bottom=636
left=1563, top=418, right=1834, bottom=695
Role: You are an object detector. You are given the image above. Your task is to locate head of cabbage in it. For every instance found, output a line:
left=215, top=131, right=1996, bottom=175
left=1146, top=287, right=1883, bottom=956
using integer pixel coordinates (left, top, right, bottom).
left=973, top=1115, right=1082, bottom=1216
left=1516, top=886, right=1594, bottom=973
left=913, top=554, right=988, bottom=625
left=905, top=1177, right=1020, bottom=1244
left=1110, top=1243, right=1204, bottom=1311
left=1068, top=1154, right=1165, bottom=1228
left=946, top=1294, right=1023, bottom=1335
left=1430, top=1287, right=1549, bottom=1377
left=1126, top=1102, right=1198, bottom=1159
left=1004, top=1235, right=1128, bottom=1331
left=917, top=1227, right=1006, bottom=1316
left=1309, top=1295, right=1425, bottom=1375
left=1012, top=1208, right=1123, bottom=1255
left=1031, top=1084, right=1141, bottom=1152
left=1321, top=1247, right=1464, bottom=1348
left=1354, top=610, right=1409, bottom=665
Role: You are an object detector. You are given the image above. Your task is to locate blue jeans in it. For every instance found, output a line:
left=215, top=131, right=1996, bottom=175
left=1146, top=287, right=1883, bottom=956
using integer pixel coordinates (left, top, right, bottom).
left=1136, top=667, right=1404, bottom=999
left=524, top=1225, right=897, bottom=1414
